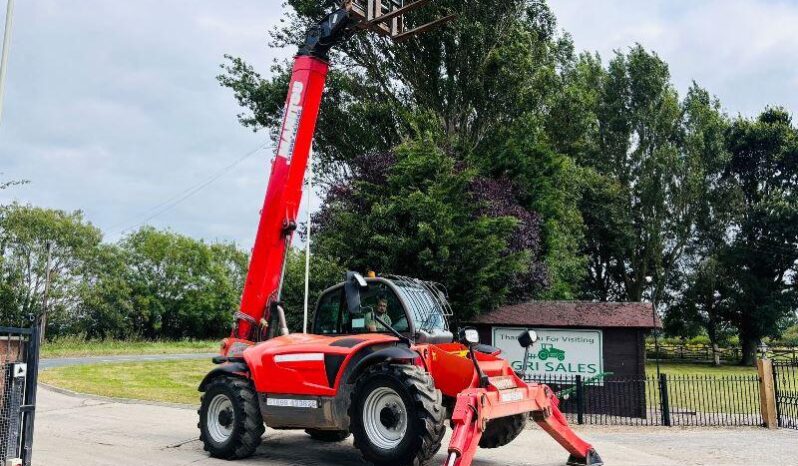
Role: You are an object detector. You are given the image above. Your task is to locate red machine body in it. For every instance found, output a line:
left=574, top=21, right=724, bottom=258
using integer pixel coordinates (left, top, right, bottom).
left=243, top=333, right=397, bottom=395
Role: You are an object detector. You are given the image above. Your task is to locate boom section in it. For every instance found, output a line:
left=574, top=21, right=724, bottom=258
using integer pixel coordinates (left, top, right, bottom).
left=236, top=56, right=329, bottom=340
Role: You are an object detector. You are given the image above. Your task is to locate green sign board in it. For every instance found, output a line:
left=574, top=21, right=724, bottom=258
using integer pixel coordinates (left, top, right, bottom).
left=492, top=327, right=604, bottom=384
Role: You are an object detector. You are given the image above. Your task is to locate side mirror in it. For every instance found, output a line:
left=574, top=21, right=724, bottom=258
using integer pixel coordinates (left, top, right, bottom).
left=459, top=327, right=480, bottom=346
left=344, top=271, right=368, bottom=315
left=518, top=330, right=538, bottom=348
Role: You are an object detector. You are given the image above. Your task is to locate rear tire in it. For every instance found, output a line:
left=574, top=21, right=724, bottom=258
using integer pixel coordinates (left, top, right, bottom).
left=198, top=377, right=264, bottom=459
left=350, top=364, right=445, bottom=466
left=305, top=429, right=350, bottom=442
left=478, top=413, right=527, bottom=448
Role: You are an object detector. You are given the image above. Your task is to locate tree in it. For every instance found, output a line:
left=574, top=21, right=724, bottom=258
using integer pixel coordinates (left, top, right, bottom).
left=0, top=174, right=28, bottom=193
left=719, top=108, right=798, bottom=365
left=568, top=46, right=704, bottom=305
left=223, top=1, right=565, bottom=182
left=220, top=0, right=587, bottom=301
left=663, top=84, right=732, bottom=355
left=279, top=249, right=345, bottom=332
left=114, top=227, right=249, bottom=339
left=665, top=257, right=735, bottom=365
left=72, top=243, right=136, bottom=339
left=0, top=204, right=102, bottom=332
left=313, top=138, right=534, bottom=321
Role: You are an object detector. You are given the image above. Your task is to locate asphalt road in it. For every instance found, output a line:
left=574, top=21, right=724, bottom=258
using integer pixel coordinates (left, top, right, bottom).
left=39, top=353, right=217, bottom=369
left=33, top=387, right=797, bottom=466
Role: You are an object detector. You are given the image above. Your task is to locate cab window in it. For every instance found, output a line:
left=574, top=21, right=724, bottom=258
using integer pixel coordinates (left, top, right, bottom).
left=312, top=282, right=408, bottom=335
left=314, top=288, right=343, bottom=335
left=358, top=283, right=409, bottom=333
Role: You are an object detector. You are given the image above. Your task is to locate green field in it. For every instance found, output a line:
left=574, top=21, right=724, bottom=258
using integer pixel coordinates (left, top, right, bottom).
left=41, top=337, right=219, bottom=359
left=41, top=359, right=213, bottom=404
left=640, top=362, right=761, bottom=414
left=645, top=362, right=756, bottom=376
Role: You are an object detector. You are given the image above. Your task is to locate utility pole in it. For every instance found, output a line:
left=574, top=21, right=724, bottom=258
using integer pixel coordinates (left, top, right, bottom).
left=40, top=242, right=53, bottom=342
left=0, top=0, right=15, bottom=125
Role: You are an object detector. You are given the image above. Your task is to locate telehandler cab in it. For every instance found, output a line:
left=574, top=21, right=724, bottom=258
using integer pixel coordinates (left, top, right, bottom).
left=198, top=2, right=603, bottom=466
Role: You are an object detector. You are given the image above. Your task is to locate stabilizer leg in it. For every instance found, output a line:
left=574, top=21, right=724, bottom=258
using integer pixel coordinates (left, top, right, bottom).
left=533, top=389, right=603, bottom=466
left=567, top=449, right=604, bottom=466
left=443, top=382, right=602, bottom=466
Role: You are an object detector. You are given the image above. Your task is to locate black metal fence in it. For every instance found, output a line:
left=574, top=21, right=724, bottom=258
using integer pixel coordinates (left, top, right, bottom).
left=773, top=361, right=798, bottom=429
left=0, top=324, right=41, bottom=466
left=524, top=372, right=763, bottom=427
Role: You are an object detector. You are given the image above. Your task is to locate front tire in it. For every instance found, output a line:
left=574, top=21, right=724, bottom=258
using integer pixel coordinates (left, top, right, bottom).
left=198, top=377, right=264, bottom=459
left=350, top=364, right=445, bottom=466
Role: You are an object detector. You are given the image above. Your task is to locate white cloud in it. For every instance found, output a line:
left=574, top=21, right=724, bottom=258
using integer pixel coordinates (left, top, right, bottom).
left=0, top=0, right=292, bottom=248
left=550, top=0, right=798, bottom=117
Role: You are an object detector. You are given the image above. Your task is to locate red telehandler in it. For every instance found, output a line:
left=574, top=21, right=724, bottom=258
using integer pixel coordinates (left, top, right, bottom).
left=198, top=2, right=603, bottom=466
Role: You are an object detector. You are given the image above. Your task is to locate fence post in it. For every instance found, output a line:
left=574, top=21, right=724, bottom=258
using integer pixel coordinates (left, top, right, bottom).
left=756, top=358, right=778, bottom=429
left=21, top=321, right=41, bottom=465
left=659, top=373, right=671, bottom=426
left=575, top=375, right=584, bottom=425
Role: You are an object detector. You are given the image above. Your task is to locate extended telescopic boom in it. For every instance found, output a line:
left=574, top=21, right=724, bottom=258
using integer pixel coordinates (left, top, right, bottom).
left=231, top=2, right=450, bottom=343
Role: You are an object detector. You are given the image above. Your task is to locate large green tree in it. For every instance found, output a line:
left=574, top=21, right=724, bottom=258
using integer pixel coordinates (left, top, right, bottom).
left=220, top=0, right=587, bottom=302
left=719, top=108, right=798, bottom=364
left=314, top=139, right=530, bottom=320
left=664, top=85, right=733, bottom=351
left=111, top=227, right=249, bottom=339
left=560, top=46, right=706, bottom=306
left=0, top=204, right=102, bottom=332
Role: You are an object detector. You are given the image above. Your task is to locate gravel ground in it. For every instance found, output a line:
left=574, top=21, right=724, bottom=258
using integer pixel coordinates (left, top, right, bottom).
left=31, top=387, right=796, bottom=466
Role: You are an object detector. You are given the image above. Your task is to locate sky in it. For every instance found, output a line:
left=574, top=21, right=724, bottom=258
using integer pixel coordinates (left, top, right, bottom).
left=1, top=0, right=797, bottom=250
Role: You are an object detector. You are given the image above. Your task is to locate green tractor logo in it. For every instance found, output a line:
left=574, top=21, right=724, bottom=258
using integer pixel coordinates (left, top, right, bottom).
left=537, top=343, right=566, bottom=361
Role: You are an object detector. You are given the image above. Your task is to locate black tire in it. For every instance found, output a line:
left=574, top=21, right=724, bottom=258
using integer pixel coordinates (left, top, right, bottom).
left=198, top=377, right=265, bottom=459
left=350, top=364, right=445, bottom=466
left=305, top=429, right=350, bottom=442
left=478, top=413, right=527, bottom=449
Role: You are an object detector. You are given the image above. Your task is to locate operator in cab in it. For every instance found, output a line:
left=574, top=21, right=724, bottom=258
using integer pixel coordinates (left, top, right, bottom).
left=365, top=296, right=392, bottom=332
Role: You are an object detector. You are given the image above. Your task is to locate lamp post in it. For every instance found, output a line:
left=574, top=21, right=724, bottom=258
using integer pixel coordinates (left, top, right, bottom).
left=644, top=275, right=663, bottom=379
left=0, top=0, right=15, bottom=125
left=757, top=342, right=769, bottom=360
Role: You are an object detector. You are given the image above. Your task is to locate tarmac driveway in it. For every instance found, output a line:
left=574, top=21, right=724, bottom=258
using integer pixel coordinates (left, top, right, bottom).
left=34, top=387, right=796, bottom=466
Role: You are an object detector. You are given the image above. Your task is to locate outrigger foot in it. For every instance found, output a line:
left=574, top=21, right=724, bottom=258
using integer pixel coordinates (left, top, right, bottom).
left=567, top=448, right=604, bottom=466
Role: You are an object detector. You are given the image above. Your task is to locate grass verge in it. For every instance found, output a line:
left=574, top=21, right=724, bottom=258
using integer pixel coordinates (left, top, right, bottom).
left=41, top=337, right=219, bottom=359
left=40, top=359, right=213, bottom=405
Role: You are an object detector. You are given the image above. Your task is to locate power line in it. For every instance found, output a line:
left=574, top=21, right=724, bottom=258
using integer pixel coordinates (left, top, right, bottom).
left=110, top=140, right=272, bottom=236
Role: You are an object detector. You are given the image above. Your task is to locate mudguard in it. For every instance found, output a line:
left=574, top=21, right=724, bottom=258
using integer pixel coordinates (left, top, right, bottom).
left=346, top=345, right=418, bottom=384
left=198, top=361, right=250, bottom=392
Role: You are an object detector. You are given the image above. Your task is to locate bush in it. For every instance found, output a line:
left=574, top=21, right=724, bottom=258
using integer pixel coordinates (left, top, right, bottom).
left=777, top=325, right=798, bottom=346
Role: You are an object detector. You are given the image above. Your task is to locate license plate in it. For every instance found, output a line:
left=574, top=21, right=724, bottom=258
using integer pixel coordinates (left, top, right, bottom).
left=499, top=389, right=524, bottom=403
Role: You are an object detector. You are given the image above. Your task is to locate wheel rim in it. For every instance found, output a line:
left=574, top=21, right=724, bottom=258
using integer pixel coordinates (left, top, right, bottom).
left=362, top=386, right=408, bottom=450
left=207, top=393, right=235, bottom=444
